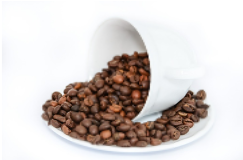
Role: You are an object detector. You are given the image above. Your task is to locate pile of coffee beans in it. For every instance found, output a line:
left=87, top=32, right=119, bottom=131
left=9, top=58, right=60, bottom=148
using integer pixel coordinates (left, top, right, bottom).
left=41, top=51, right=209, bottom=147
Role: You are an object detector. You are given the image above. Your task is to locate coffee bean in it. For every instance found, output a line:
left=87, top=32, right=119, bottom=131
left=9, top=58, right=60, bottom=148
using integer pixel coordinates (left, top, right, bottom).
left=117, top=140, right=131, bottom=147
left=81, top=119, right=92, bottom=128
left=69, top=132, right=80, bottom=139
left=168, top=129, right=180, bottom=140
left=99, top=122, right=111, bottom=131
left=124, top=117, right=133, bottom=126
left=65, top=119, right=75, bottom=128
left=75, top=125, right=87, bottom=135
left=177, top=125, right=190, bottom=135
left=113, top=75, right=124, bottom=84
left=196, top=108, right=208, bottom=118
left=182, top=103, right=196, bottom=112
left=116, top=123, right=131, bottom=132
left=131, top=90, right=141, bottom=99
left=100, top=130, right=111, bottom=139
left=191, top=114, right=200, bottom=122
left=154, top=130, right=162, bottom=139
left=84, top=87, right=92, bottom=96
left=154, top=123, right=165, bottom=130
left=126, top=112, right=136, bottom=119
left=61, top=102, right=72, bottom=111
left=67, top=89, right=77, bottom=97
left=109, top=104, right=122, bottom=113
left=196, top=90, right=206, bottom=100
left=135, top=141, right=147, bottom=147
left=89, top=125, right=99, bottom=135
left=53, top=105, right=61, bottom=114
left=102, top=113, right=115, bottom=121
left=113, top=132, right=125, bottom=141
left=126, top=130, right=136, bottom=139
left=156, top=118, right=169, bottom=125
left=50, top=119, right=61, bottom=128
left=130, top=75, right=139, bottom=83
left=71, top=112, right=83, bottom=123
left=150, top=138, right=162, bottom=146
left=53, top=115, right=66, bottom=123
left=145, top=121, right=154, bottom=130
left=183, top=118, right=194, bottom=128
left=178, top=111, right=187, bottom=117
left=170, top=115, right=183, bottom=126
left=120, top=86, right=132, bottom=96
left=41, top=113, right=49, bottom=121
left=61, top=124, right=71, bottom=135
left=71, top=105, right=80, bottom=112
left=95, top=79, right=105, bottom=88
left=135, top=129, right=146, bottom=137
left=162, top=135, right=170, bottom=142
left=59, top=110, right=66, bottom=116
left=52, top=92, right=62, bottom=101
left=87, top=135, right=101, bottom=144
left=132, top=99, right=144, bottom=105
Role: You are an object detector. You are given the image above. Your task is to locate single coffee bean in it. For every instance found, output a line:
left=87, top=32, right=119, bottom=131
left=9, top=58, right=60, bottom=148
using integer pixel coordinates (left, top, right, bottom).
left=95, top=79, right=105, bottom=89
left=47, top=106, right=54, bottom=119
left=183, top=118, right=194, bottom=128
left=59, top=110, right=67, bottom=116
left=117, top=140, right=131, bottom=147
left=53, top=115, right=66, bottom=123
left=182, top=103, right=196, bottom=112
left=150, top=138, right=162, bottom=146
left=84, top=87, right=92, bottom=96
left=84, top=97, right=94, bottom=107
left=113, top=132, right=125, bottom=141
left=61, top=102, right=71, bottom=111
left=116, top=123, right=131, bottom=132
left=177, top=125, right=190, bottom=135
left=196, top=100, right=209, bottom=109
left=120, top=86, right=132, bottom=96
left=196, top=90, right=206, bottom=100
left=196, top=108, right=208, bottom=118
left=162, top=135, right=170, bottom=142
left=135, top=141, right=147, bottom=147
left=163, top=110, right=176, bottom=117
left=154, top=123, right=165, bottom=130
left=123, top=99, right=132, bottom=106
left=178, top=111, right=187, bottom=117
left=132, top=99, right=144, bottom=105
left=138, top=68, right=149, bottom=76
left=100, top=130, right=111, bottom=139
left=50, top=119, right=61, bottom=128
left=71, top=112, right=83, bottom=123
left=58, top=95, right=67, bottom=105
left=113, top=75, right=124, bottom=84
left=126, top=112, right=136, bottom=119
left=53, top=105, right=61, bottom=114
left=170, top=115, right=183, bottom=126
left=130, top=137, right=138, bottom=146
left=81, top=119, right=92, bottom=128
left=61, top=124, right=71, bottom=135
left=168, top=129, right=180, bottom=140
left=41, top=113, right=49, bottom=121
left=145, top=121, right=154, bottom=130
left=91, top=104, right=99, bottom=114
left=191, top=114, right=200, bottom=122
left=50, top=100, right=58, bottom=107
left=156, top=118, right=169, bottom=125
left=108, top=60, right=119, bottom=67
left=75, top=125, right=87, bottom=135
left=102, top=113, right=115, bottom=121
left=124, top=117, right=133, bottom=126
left=71, top=105, right=80, bottom=112
left=87, top=134, right=101, bottom=144
left=67, top=89, right=77, bottom=97
left=69, top=132, right=81, bottom=139
left=135, top=129, right=146, bottom=137
left=129, top=75, right=139, bottom=83
left=140, top=81, right=149, bottom=89
left=52, top=91, right=62, bottom=101
left=109, top=104, right=122, bottom=113
left=130, top=83, right=140, bottom=89
left=138, top=137, right=150, bottom=144
left=89, top=125, right=99, bottom=135
left=65, top=119, right=75, bottom=128
left=126, top=130, right=136, bottom=139
left=99, top=122, right=111, bottom=131
left=131, top=90, right=141, bottom=99
left=154, top=130, right=163, bottom=139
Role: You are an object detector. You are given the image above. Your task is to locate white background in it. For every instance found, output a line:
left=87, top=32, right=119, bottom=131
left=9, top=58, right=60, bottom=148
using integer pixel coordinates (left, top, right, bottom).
left=2, top=1, right=243, bottom=160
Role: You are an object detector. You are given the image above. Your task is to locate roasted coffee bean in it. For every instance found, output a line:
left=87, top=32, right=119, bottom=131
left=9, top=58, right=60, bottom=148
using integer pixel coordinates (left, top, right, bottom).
left=52, top=92, right=62, bottom=101
left=91, top=104, right=99, bottom=114
left=117, top=140, right=131, bottom=147
left=75, top=125, right=87, bottom=135
left=71, top=112, right=83, bottom=123
left=124, top=117, right=133, bottom=126
left=113, top=132, right=125, bottom=141
left=120, top=86, right=132, bottom=96
left=126, top=112, right=136, bottom=119
left=53, top=105, right=61, bottom=114
left=102, top=113, right=115, bottom=121
left=61, top=124, right=71, bottom=135
left=135, top=129, right=146, bottom=137
left=182, top=104, right=196, bottom=112
left=87, top=135, right=101, bottom=144
left=113, top=75, right=124, bottom=84
left=47, top=106, right=54, bottom=119
left=130, top=75, right=140, bottom=83
left=140, top=81, right=149, bottom=89
left=162, top=135, right=170, bottom=142
left=100, top=130, right=111, bottom=139
left=170, top=115, right=183, bottom=126
left=130, top=83, right=140, bottom=89
left=131, top=90, right=141, bottom=99
left=154, top=130, right=163, bottom=139
left=53, top=115, right=66, bottom=123
left=41, top=113, right=49, bottom=121
left=178, top=111, right=187, bottom=117
left=138, top=137, right=150, bottom=144
left=130, top=137, right=138, bottom=146
left=177, top=125, right=190, bottom=135
left=191, top=114, right=200, bottom=122
left=183, top=118, right=194, bottom=128
left=67, top=89, right=77, bottom=97
left=116, top=123, right=131, bottom=132
left=150, top=138, right=162, bottom=146
left=95, top=79, right=105, bottom=89
left=156, top=118, right=169, bottom=124
left=81, top=119, right=92, bottom=128
left=109, top=104, right=122, bottom=113
left=71, top=104, right=80, bottom=112
left=123, top=99, right=132, bottom=106
left=154, top=123, right=165, bottom=130
left=196, top=108, right=208, bottom=118
left=126, top=130, right=136, bottom=139
left=168, top=129, right=180, bottom=140
left=59, top=110, right=67, bottom=116
left=69, top=132, right=81, bottom=139
left=124, top=106, right=135, bottom=112
left=65, top=119, right=75, bottom=128
left=138, top=68, right=149, bottom=76
left=84, top=87, right=92, bottom=96
left=196, top=90, right=206, bottom=100
left=145, top=121, right=154, bottom=130
left=50, top=119, right=61, bottom=128
left=99, top=122, right=111, bottom=131
left=132, top=99, right=144, bottom=105
left=50, top=101, right=58, bottom=107
left=135, top=104, right=144, bottom=112
left=61, top=102, right=72, bottom=111
left=135, top=141, right=147, bottom=147
left=89, top=125, right=99, bottom=135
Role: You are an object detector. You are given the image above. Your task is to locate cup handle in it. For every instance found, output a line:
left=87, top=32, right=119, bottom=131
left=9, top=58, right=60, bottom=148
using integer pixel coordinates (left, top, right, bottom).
left=164, top=66, right=205, bottom=79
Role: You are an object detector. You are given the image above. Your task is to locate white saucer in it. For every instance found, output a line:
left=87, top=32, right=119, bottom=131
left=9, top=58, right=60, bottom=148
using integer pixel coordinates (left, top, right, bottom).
left=47, top=106, right=214, bottom=153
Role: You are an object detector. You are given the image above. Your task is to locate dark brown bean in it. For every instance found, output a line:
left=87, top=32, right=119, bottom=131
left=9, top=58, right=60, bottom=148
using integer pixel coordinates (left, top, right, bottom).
left=116, top=123, right=131, bottom=132
left=150, top=138, right=162, bottom=146
left=50, top=119, right=61, bottom=128
left=100, top=130, right=111, bottom=139
left=89, top=125, right=99, bottom=135
left=75, top=125, right=87, bottom=135
left=135, top=141, right=147, bottom=147
left=117, top=140, right=131, bottom=147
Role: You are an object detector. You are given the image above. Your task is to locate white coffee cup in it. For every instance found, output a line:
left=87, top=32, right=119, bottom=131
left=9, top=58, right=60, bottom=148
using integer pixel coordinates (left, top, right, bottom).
left=87, top=18, right=204, bottom=122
